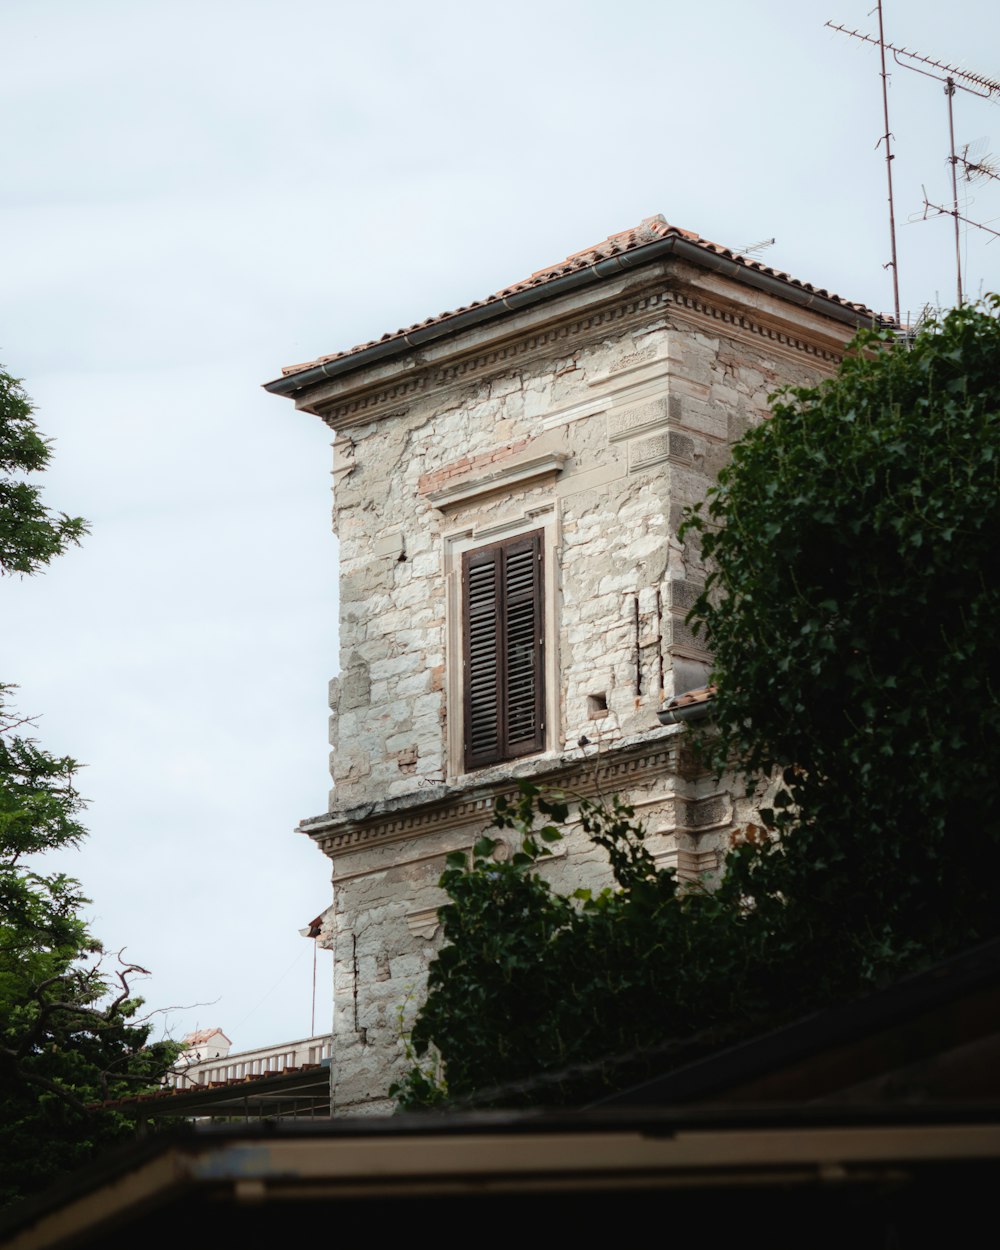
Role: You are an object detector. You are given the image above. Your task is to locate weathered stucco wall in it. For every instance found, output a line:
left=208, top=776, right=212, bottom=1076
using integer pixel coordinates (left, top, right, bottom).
left=296, top=261, right=855, bottom=1114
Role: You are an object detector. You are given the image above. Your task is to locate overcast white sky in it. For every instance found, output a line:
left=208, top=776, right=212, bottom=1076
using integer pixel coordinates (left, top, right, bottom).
left=2, top=0, right=999, bottom=1054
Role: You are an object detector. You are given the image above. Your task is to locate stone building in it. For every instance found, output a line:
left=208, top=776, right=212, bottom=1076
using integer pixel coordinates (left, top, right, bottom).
left=169, top=1032, right=332, bottom=1091
left=175, top=1027, right=231, bottom=1068
left=265, top=215, right=877, bottom=1113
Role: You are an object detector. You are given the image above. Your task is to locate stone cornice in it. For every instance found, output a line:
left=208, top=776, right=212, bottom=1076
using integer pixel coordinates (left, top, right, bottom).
left=310, top=271, right=854, bottom=433
left=301, top=729, right=705, bottom=860
left=668, top=290, right=847, bottom=365
left=425, top=451, right=568, bottom=510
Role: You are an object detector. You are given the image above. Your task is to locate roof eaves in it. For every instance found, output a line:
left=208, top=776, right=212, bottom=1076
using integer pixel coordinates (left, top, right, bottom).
left=658, top=684, right=717, bottom=726
left=263, top=237, right=671, bottom=398
left=263, top=223, right=880, bottom=401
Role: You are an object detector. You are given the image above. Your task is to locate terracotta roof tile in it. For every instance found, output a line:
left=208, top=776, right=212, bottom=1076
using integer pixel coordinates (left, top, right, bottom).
left=280, top=215, right=876, bottom=380
left=664, top=684, right=717, bottom=711
left=182, top=1027, right=230, bottom=1047
left=96, top=1063, right=326, bottom=1110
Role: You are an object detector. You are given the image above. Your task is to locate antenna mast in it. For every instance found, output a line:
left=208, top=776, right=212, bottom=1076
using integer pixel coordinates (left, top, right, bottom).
left=876, top=1, right=901, bottom=325
left=945, top=77, right=963, bottom=305
left=828, top=14, right=1000, bottom=310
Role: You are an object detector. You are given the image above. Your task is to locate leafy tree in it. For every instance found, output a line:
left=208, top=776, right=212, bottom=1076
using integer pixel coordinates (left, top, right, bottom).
left=0, top=369, right=86, bottom=577
left=1, top=366, right=178, bottom=1206
left=685, top=299, right=1000, bottom=984
left=392, top=786, right=757, bottom=1108
left=394, top=302, right=1000, bottom=1109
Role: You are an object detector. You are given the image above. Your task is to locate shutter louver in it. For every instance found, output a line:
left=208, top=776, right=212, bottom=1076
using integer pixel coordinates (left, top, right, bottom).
left=462, top=531, right=544, bottom=770
left=465, top=550, right=501, bottom=765
left=503, top=538, right=543, bottom=754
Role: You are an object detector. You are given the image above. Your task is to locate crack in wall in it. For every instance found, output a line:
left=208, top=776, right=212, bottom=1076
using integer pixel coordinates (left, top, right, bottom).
left=656, top=585, right=665, bottom=699
left=352, top=933, right=359, bottom=1035
left=633, top=594, right=642, bottom=696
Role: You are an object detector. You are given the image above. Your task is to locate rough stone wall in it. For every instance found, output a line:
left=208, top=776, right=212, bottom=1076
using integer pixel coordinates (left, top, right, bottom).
left=327, top=308, right=828, bottom=811
left=324, top=732, right=746, bottom=1114
left=308, top=273, right=849, bottom=1114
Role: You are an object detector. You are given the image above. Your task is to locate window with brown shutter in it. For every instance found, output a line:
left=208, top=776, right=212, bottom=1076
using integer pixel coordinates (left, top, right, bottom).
left=462, top=530, right=545, bottom=770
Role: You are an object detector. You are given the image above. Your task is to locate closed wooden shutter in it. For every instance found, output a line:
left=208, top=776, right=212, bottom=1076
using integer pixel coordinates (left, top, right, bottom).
left=462, top=531, right=544, bottom=770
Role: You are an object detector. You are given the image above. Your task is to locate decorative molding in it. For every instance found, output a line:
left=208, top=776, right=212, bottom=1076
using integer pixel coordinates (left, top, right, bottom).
left=405, top=906, right=442, bottom=941
left=669, top=292, right=844, bottom=365
left=608, top=398, right=669, bottom=442
left=332, top=841, right=468, bottom=885
left=629, top=433, right=672, bottom=472
left=654, top=846, right=722, bottom=881
left=599, top=344, right=660, bottom=380
left=443, top=499, right=556, bottom=546
left=331, top=830, right=568, bottom=886
left=304, top=732, right=710, bottom=860
left=319, top=387, right=422, bottom=430
left=311, top=793, right=496, bottom=858
left=399, top=840, right=574, bottom=937
left=328, top=788, right=731, bottom=891
left=314, top=283, right=848, bottom=432
left=425, top=451, right=568, bottom=510
left=435, top=294, right=668, bottom=385
left=332, top=827, right=568, bottom=895
left=542, top=362, right=671, bottom=433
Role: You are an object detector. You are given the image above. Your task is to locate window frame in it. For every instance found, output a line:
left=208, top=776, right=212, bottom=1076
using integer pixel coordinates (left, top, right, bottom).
left=461, top=529, right=546, bottom=771
left=444, top=507, right=559, bottom=780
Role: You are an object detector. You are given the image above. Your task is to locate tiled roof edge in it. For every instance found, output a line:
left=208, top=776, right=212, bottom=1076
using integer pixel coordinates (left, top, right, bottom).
left=264, top=218, right=882, bottom=398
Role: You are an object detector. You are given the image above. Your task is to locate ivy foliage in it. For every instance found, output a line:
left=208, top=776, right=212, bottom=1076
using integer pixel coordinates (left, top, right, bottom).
left=684, top=299, right=1000, bottom=978
left=1, top=368, right=177, bottom=1207
left=394, top=302, right=1000, bottom=1110
left=393, top=786, right=757, bottom=1108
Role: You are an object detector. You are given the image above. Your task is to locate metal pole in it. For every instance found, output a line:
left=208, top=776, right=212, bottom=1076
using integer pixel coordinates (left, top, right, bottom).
left=311, top=936, right=317, bottom=1036
left=877, top=0, right=902, bottom=324
left=945, top=78, right=964, bottom=306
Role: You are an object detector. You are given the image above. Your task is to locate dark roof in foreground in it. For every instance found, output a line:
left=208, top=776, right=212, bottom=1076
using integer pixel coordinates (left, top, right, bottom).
left=6, top=1105, right=1000, bottom=1248
left=7, top=939, right=1000, bottom=1247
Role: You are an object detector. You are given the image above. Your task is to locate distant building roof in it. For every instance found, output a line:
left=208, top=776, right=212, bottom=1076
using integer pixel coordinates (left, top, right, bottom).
left=182, top=1028, right=231, bottom=1048
left=265, top=215, right=881, bottom=396
left=100, top=1061, right=331, bottom=1120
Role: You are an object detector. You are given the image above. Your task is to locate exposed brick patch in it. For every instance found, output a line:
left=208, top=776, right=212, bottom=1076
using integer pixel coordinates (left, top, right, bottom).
left=418, top=437, right=533, bottom=496
left=392, top=746, right=418, bottom=774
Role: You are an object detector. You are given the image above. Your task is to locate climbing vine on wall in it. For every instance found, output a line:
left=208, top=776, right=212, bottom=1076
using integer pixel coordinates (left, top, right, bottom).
left=394, top=302, right=1000, bottom=1109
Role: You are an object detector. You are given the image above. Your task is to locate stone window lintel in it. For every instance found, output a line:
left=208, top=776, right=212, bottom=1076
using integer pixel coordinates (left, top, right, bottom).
left=425, top=450, right=568, bottom=510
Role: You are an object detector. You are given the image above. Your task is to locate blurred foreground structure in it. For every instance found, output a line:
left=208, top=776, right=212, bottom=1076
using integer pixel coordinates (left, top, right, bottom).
left=7, top=937, right=1000, bottom=1247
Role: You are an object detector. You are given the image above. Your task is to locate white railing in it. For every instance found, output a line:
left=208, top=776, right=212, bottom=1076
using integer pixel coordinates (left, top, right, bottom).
left=169, top=1034, right=332, bottom=1088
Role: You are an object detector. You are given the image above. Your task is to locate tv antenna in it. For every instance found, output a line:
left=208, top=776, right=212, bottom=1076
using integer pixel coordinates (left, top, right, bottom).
left=910, top=302, right=936, bottom=336
left=918, top=187, right=1000, bottom=243
left=957, top=139, right=1000, bottom=186
left=828, top=10, right=1000, bottom=311
left=736, top=237, right=776, bottom=259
